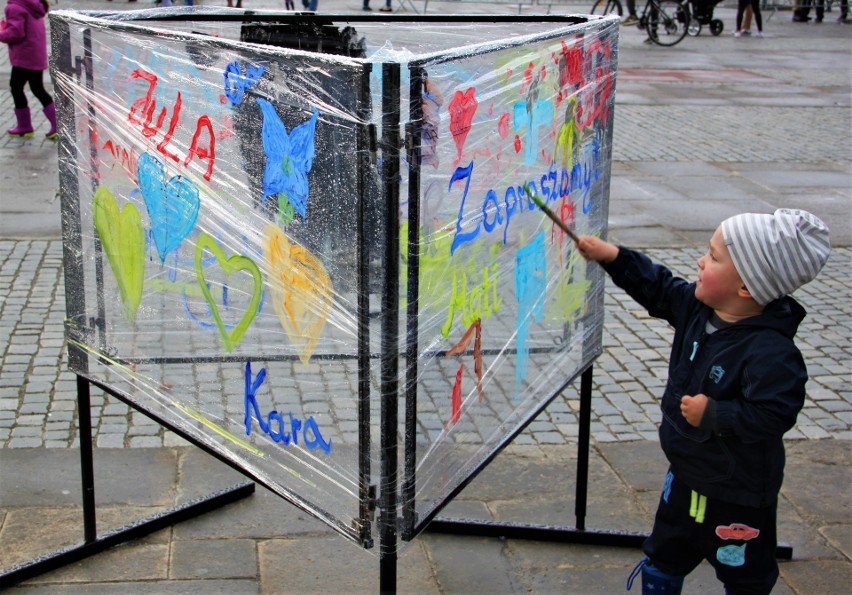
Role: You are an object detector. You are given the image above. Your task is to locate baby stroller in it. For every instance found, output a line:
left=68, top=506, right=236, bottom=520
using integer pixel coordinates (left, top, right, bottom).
left=688, top=0, right=725, bottom=35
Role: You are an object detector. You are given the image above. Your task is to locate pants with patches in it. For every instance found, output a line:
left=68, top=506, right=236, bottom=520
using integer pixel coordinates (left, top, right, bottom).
left=643, top=470, right=778, bottom=595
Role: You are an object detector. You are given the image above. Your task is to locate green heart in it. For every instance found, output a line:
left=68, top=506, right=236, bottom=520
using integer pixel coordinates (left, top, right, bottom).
left=195, top=232, right=262, bottom=352
left=92, top=186, right=145, bottom=323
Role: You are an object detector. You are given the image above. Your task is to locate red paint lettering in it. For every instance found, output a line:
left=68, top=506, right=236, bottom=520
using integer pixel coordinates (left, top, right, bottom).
left=185, top=115, right=216, bottom=181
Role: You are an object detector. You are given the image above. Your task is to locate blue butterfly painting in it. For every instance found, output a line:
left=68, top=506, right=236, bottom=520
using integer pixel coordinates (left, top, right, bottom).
left=257, top=99, right=319, bottom=220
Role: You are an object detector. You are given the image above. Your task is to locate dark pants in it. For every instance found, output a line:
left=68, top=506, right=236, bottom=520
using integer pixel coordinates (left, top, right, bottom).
left=737, top=0, right=763, bottom=31
left=794, top=0, right=825, bottom=20
left=10, top=67, right=53, bottom=110
left=643, top=471, right=779, bottom=595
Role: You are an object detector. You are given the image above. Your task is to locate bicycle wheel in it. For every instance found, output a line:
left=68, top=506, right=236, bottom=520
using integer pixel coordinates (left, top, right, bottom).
left=591, top=0, right=623, bottom=17
left=646, top=0, right=690, bottom=46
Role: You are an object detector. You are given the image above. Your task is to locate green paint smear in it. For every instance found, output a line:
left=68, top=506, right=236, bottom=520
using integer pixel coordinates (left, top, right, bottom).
left=92, top=186, right=146, bottom=323
left=195, top=232, right=263, bottom=352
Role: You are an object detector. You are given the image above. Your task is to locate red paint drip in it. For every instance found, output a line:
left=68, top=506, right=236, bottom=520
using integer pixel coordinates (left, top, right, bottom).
left=451, top=365, right=463, bottom=426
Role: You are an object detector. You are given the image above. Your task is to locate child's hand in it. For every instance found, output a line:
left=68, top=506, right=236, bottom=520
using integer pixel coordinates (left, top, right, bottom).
left=680, top=394, right=708, bottom=428
left=576, top=235, right=618, bottom=263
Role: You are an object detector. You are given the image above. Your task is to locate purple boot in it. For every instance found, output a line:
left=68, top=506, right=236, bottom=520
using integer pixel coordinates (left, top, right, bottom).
left=7, top=108, right=34, bottom=137
left=43, top=103, right=57, bottom=139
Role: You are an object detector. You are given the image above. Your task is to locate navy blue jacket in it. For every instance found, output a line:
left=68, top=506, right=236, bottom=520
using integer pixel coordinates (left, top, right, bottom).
left=602, top=247, right=807, bottom=508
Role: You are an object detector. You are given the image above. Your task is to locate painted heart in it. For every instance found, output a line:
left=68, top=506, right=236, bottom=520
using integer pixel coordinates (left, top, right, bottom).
left=447, top=87, right=478, bottom=162
left=137, top=152, right=200, bottom=263
left=92, top=186, right=146, bottom=323
left=195, top=232, right=262, bottom=352
left=263, top=225, right=332, bottom=364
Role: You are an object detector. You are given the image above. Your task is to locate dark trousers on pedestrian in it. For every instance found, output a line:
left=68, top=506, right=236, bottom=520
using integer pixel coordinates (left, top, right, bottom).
left=642, top=470, right=779, bottom=595
left=10, top=67, right=53, bottom=110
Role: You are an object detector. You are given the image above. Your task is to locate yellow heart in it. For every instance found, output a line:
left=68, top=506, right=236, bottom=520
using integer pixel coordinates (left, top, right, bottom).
left=263, top=226, right=332, bottom=364
left=92, top=186, right=146, bottom=323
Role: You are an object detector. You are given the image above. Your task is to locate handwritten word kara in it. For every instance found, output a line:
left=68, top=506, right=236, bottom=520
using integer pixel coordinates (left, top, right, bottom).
left=243, top=360, right=332, bottom=454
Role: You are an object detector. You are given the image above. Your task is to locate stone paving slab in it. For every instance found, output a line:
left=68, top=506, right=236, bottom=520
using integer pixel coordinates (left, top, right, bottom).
left=1, top=442, right=848, bottom=592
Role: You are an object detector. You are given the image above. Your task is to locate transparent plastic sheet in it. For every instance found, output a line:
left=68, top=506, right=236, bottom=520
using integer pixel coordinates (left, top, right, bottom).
left=50, top=8, right=619, bottom=555
left=400, top=24, right=618, bottom=541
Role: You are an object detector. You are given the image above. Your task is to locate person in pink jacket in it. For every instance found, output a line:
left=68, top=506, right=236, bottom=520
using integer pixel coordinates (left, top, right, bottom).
left=0, top=0, right=56, bottom=138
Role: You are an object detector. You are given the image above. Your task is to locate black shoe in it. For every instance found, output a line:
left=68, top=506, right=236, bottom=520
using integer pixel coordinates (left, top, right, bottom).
left=792, top=14, right=811, bottom=22
left=363, top=4, right=372, bottom=9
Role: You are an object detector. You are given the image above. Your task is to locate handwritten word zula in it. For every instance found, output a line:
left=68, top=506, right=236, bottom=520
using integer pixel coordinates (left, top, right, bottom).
left=128, top=69, right=216, bottom=181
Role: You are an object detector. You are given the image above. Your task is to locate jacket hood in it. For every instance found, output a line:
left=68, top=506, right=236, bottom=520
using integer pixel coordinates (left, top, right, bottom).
left=735, top=295, right=806, bottom=340
left=10, top=0, right=47, bottom=19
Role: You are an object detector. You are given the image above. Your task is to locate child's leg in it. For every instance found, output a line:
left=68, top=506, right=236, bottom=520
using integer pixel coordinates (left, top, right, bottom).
left=8, top=68, right=35, bottom=136
left=700, top=497, right=778, bottom=594
left=10, top=67, right=29, bottom=109
left=637, top=471, right=704, bottom=589
left=24, top=69, right=53, bottom=109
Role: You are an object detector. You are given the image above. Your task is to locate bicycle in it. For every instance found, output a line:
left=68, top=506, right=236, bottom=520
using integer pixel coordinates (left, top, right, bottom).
left=591, top=0, right=691, bottom=46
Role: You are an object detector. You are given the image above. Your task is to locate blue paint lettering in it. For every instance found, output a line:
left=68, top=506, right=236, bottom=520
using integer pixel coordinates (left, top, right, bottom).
left=224, top=61, right=265, bottom=106
left=243, top=360, right=332, bottom=453
left=449, top=136, right=600, bottom=253
left=450, top=161, right=479, bottom=254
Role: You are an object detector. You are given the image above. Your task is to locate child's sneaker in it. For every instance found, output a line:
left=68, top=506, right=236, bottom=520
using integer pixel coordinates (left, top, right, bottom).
left=742, top=29, right=751, bottom=35
left=754, top=30, right=764, bottom=37
left=733, top=30, right=743, bottom=37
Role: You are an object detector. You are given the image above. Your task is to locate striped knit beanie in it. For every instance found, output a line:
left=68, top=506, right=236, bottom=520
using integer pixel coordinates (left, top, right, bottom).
left=721, top=209, right=831, bottom=306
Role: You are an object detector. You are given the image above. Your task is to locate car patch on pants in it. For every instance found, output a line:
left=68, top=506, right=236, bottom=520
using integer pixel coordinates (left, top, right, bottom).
left=715, top=523, right=760, bottom=541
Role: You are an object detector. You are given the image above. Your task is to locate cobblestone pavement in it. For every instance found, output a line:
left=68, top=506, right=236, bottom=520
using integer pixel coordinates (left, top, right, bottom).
left=1, top=239, right=849, bottom=449
left=0, top=1, right=850, bottom=450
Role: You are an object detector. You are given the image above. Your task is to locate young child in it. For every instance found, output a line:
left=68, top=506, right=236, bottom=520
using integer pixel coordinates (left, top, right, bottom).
left=576, top=209, right=830, bottom=594
left=0, top=0, right=56, bottom=138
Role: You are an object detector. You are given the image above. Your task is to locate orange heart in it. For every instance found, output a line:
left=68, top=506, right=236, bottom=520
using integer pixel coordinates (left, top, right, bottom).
left=263, top=226, right=332, bottom=364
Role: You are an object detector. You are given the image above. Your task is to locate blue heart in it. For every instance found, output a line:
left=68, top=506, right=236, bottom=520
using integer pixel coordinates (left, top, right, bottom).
left=137, top=152, right=200, bottom=263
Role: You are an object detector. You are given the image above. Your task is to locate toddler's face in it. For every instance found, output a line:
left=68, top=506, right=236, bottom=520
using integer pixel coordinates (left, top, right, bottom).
left=695, top=227, right=746, bottom=310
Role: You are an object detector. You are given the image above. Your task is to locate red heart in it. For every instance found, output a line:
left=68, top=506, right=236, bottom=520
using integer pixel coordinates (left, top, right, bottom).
left=448, top=88, right=478, bottom=162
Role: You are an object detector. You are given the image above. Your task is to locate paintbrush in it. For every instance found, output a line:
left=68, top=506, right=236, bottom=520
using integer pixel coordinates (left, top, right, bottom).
left=523, top=183, right=580, bottom=244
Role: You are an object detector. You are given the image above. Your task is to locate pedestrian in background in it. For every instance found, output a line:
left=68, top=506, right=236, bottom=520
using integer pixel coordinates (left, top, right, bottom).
left=578, top=209, right=830, bottom=594
left=0, top=0, right=56, bottom=138
left=734, top=0, right=763, bottom=36
left=836, top=0, right=848, bottom=22
left=738, top=5, right=753, bottom=35
left=792, top=0, right=824, bottom=22
left=362, top=0, right=393, bottom=11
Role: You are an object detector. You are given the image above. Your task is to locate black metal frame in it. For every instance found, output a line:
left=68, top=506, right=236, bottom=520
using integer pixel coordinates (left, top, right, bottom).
left=0, top=373, right=256, bottom=590
left=9, top=11, right=776, bottom=594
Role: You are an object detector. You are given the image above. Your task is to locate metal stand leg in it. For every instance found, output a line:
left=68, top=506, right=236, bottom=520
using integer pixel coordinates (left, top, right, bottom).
left=77, top=375, right=98, bottom=543
left=0, top=375, right=256, bottom=589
